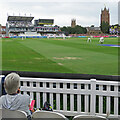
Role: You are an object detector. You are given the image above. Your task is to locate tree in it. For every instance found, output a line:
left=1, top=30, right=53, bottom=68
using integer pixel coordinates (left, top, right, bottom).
left=100, top=22, right=109, bottom=33
left=60, top=25, right=87, bottom=34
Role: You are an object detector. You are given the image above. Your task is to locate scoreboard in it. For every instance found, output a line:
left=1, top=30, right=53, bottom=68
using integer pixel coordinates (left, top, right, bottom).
left=34, top=19, right=54, bottom=26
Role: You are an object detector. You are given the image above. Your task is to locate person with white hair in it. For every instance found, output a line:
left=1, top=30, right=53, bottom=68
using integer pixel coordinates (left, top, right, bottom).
left=0, top=72, right=31, bottom=118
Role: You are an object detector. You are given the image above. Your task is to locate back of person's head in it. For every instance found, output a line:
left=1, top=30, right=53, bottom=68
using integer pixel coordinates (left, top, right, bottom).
left=4, top=73, right=20, bottom=95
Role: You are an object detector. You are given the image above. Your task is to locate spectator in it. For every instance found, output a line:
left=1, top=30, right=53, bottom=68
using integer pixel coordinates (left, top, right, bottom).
left=0, top=73, right=31, bottom=118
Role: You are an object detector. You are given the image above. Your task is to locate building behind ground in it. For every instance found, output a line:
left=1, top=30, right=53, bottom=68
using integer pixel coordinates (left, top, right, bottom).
left=0, top=24, right=6, bottom=37
left=101, top=7, right=110, bottom=25
left=34, top=19, right=60, bottom=35
left=6, top=16, right=60, bottom=37
left=86, top=26, right=102, bottom=35
left=7, top=16, right=34, bottom=36
left=71, top=19, right=76, bottom=28
left=86, top=6, right=110, bottom=35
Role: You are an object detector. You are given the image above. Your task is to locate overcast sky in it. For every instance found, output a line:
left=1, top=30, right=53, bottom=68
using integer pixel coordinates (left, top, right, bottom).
left=0, top=0, right=119, bottom=27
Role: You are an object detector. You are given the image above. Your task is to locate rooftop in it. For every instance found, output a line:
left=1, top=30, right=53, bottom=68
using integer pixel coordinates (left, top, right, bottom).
left=7, top=16, right=34, bottom=22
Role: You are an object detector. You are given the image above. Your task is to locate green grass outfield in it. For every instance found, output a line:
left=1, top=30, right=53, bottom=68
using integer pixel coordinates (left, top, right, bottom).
left=1, top=37, right=119, bottom=75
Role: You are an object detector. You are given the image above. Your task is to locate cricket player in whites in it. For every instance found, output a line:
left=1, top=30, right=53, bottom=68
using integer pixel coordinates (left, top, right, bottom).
left=99, top=37, right=104, bottom=44
left=87, top=37, right=91, bottom=42
left=47, top=34, right=50, bottom=39
left=62, top=33, right=66, bottom=39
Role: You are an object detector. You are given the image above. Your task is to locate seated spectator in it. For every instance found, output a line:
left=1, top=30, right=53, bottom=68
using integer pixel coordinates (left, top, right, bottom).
left=0, top=72, right=31, bottom=118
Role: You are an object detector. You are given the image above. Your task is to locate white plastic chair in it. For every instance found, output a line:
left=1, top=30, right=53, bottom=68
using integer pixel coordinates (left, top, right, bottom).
left=73, top=115, right=108, bottom=120
left=0, top=108, right=28, bottom=119
left=32, top=110, right=68, bottom=120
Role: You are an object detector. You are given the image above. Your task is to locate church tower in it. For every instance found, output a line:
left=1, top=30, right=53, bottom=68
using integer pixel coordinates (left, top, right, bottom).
left=101, top=7, right=110, bottom=25
left=71, top=19, right=76, bottom=28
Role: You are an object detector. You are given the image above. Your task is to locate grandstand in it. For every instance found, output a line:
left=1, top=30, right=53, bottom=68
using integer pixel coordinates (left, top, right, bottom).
left=7, top=16, right=34, bottom=36
left=0, top=24, right=7, bottom=37
left=6, top=16, right=61, bottom=37
left=34, top=19, right=60, bottom=35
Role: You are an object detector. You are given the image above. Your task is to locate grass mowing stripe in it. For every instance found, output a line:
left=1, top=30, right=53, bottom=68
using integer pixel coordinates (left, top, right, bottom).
left=18, top=38, right=118, bottom=75
left=18, top=39, right=75, bottom=73
left=2, top=38, right=118, bottom=75
left=38, top=38, right=118, bottom=56
left=2, top=39, right=74, bottom=73
left=21, top=38, right=118, bottom=62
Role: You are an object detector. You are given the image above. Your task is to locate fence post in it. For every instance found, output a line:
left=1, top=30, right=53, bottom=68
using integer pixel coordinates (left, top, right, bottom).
left=23, top=81, right=27, bottom=94
left=63, top=83, right=67, bottom=111
left=70, top=94, right=74, bottom=111
left=90, top=79, right=96, bottom=115
left=114, top=97, right=118, bottom=115
left=30, top=82, right=33, bottom=100
left=56, top=93, right=60, bottom=110
left=114, top=85, right=118, bottom=115
left=106, top=85, right=110, bottom=115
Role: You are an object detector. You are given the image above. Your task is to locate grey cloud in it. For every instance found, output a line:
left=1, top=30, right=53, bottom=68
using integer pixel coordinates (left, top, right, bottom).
left=0, top=1, right=118, bottom=26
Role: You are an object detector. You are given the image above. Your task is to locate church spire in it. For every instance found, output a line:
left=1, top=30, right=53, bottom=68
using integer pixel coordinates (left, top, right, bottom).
left=104, top=4, right=106, bottom=9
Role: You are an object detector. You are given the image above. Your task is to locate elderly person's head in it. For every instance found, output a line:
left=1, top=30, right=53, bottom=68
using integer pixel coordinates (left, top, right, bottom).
left=4, top=73, right=20, bottom=95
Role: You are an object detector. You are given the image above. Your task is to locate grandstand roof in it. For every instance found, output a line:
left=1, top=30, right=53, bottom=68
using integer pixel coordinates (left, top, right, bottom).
left=7, top=16, right=34, bottom=22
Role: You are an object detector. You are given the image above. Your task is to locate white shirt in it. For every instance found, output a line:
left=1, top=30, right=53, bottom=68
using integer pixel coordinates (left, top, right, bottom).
left=100, top=37, right=104, bottom=42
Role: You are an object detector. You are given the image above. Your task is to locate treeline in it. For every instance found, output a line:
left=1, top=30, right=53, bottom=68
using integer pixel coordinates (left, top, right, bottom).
left=60, top=25, right=87, bottom=35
